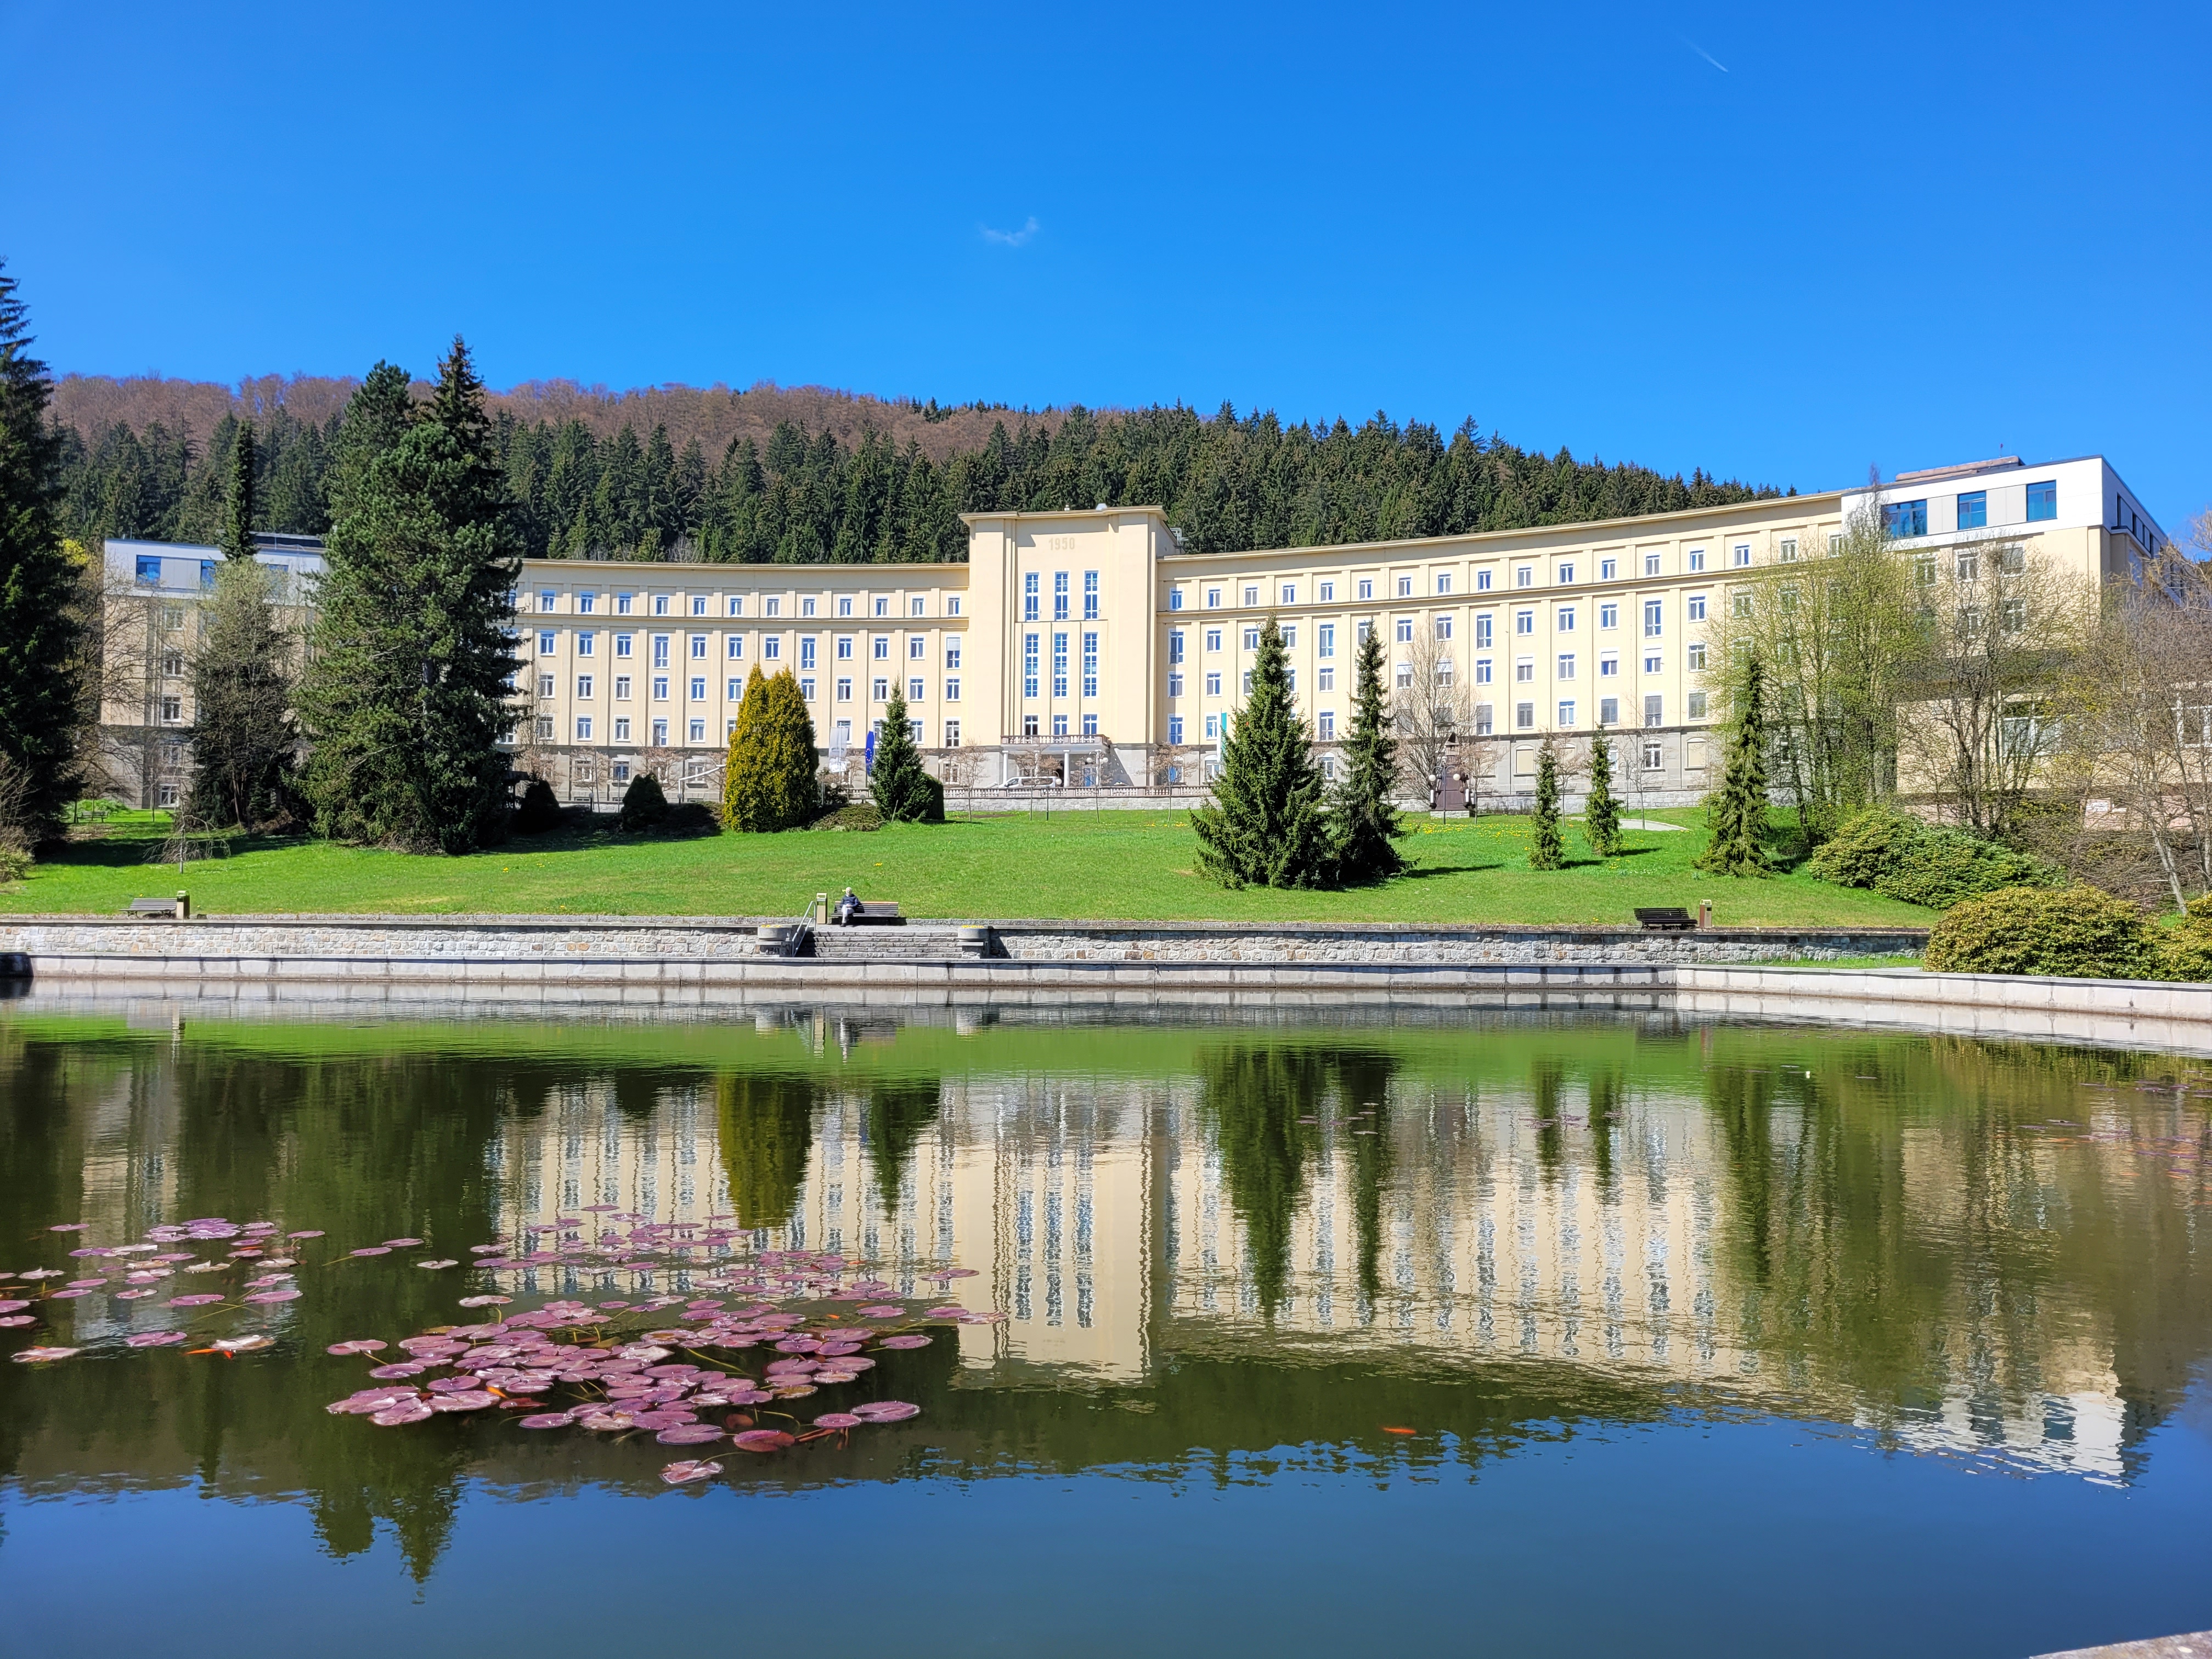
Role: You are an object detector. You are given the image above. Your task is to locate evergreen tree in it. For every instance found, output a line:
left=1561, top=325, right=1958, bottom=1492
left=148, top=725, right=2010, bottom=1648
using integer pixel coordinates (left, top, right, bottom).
left=1190, top=617, right=1329, bottom=888
left=0, top=260, right=82, bottom=843
left=1530, top=738, right=1564, bottom=870
left=723, top=668, right=819, bottom=831
left=222, top=421, right=257, bottom=560
left=299, top=340, right=521, bottom=854
left=1330, top=622, right=1404, bottom=883
left=1583, top=726, right=1623, bottom=857
left=186, top=558, right=296, bottom=828
left=870, top=686, right=941, bottom=822
left=1697, top=649, right=1775, bottom=878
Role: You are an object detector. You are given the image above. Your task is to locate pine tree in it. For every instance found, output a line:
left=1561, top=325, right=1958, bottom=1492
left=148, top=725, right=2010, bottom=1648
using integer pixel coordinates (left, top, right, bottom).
left=1191, top=617, right=1329, bottom=888
left=1696, top=649, right=1775, bottom=877
left=0, top=260, right=82, bottom=843
left=1529, top=738, right=1564, bottom=870
left=870, top=686, right=941, bottom=822
left=1583, top=727, right=1622, bottom=857
left=222, top=421, right=257, bottom=560
left=187, top=558, right=296, bottom=827
left=724, top=668, right=819, bottom=831
left=299, top=339, right=521, bottom=854
left=1330, top=622, right=1404, bottom=883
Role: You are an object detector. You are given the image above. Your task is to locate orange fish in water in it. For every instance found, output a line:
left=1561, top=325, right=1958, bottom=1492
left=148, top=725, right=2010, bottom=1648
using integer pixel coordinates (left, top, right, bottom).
left=1382, top=1426, right=1417, bottom=1435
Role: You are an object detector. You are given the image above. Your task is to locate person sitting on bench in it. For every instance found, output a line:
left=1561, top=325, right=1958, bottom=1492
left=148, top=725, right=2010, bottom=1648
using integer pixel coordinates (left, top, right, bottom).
left=834, top=887, right=862, bottom=924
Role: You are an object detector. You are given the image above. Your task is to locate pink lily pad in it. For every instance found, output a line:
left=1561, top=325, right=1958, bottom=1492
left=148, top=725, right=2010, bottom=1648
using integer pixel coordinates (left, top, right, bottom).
left=731, top=1429, right=795, bottom=1453
left=169, top=1293, right=224, bottom=1307
left=243, top=1289, right=301, bottom=1305
left=851, top=1400, right=920, bottom=1422
left=12, top=1346, right=81, bottom=1362
left=349, top=1247, right=391, bottom=1257
left=661, top=1458, right=722, bottom=1484
left=878, top=1334, right=932, bottom=1350
left=655, top=1424, right=726, bottom=1446
left=125, top=1330, right=188, bottom=1347
left=0, top=1316, right=33, bottom=1328
left=428, top=1390, right=500, bottom=1412
left=370, top=1402, right=433, bottom=1426
left=327, top=1339, right=388, bottom=1356
left=382, top=1239, right=423, bottom=1248
left=857, top=1305, right=906, bottom=1318
left=518, top=1411, right=578, bottom=1428
left=814, top=1412, right=864, bottom=1429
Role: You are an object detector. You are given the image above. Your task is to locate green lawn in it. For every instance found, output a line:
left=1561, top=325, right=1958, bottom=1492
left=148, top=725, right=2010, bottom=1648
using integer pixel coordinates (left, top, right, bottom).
left=0, top=808, right=1933, bottom=927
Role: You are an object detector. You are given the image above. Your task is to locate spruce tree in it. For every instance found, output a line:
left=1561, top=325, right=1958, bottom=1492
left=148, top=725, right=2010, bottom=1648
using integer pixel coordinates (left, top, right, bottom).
left=725, top=668, right=819, bottom=831
left=870, top=686, right=940, bottom=822
left=1190, top=617, right=1329, bottom=888
left=1529, top=738, right=1564, bottom=870
left=1696, top=650, right=1775, bottom=877
left=1583, top=727, right=1623, bottom=857
left=0, top=260, right=82, bottom=843
left=1330, top=622, right=1404, bottom=883
left=187, top=558, right=296, bottom=828
left=720, top=663, right=767, bottom=829
left=222, top=421, right=257, bottom=560
left=300, top=339, right=521, bottom=854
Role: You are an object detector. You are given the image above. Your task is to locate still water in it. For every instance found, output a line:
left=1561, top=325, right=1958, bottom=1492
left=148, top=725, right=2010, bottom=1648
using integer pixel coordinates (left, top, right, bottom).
left=2, top=997, right=2210, bottom=1657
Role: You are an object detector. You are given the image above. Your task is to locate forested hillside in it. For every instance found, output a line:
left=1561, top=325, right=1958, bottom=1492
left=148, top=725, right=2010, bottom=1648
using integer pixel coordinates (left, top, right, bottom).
left=53, top=372, right=1787, bottom=562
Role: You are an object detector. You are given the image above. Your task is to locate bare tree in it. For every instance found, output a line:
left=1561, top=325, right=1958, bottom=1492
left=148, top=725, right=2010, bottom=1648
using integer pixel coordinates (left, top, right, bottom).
left=1893, top=534, right=2091, bottom=843
left=1391, top=615, right=1471, bottom=805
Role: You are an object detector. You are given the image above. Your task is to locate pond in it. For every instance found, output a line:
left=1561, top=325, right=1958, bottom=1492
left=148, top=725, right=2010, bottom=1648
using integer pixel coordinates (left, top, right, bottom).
left=2, top=997, right=2209, bottom=1658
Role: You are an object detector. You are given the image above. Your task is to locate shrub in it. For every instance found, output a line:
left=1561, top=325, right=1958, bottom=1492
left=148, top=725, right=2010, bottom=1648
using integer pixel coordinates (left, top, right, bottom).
left=2157, top=930, right=2212, bottom=984
left=1809, top=806, right=2058, bottom=910
left=811, top=802, right=884, bottom=831
left=1925, top=885, right=2160, bottom=979
left=661, top=801, right=719, bottom=836
left=0, top=845, right=30, bottom=884
left=617, top=772, right=669, bottom=831
left=514, top=778, right=562, bottom=835
left=724, top=669, right=819, bottom=832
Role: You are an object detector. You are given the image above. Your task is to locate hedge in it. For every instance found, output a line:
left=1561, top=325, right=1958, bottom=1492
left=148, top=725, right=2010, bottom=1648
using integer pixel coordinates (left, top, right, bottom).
left=1808, top=807, right=2058, bottom=910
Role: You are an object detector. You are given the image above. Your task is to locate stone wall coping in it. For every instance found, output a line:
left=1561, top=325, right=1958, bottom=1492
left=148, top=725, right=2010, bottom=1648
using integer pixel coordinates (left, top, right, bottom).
left=0, top=911, right=1929, bottom=943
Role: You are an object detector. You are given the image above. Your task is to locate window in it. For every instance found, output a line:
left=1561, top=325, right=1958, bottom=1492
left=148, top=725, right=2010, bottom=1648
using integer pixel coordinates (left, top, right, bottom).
left=1282, top=582, right=1297, bottom=605
left=534, top=716, right=553, bottom=740
left=947, top=597, right=961, bottom=617
left=1169, top=715, right=1184, bottom=745
left=1052, top=714, right=1069, bottom=737
left=1599, top=603, right=1617, bottom=629
left=1356, top=620, right=1372, bottom=642
left=1515, top=610, right=1534, bottom=635
left=1999, top=544, right=2025, bottom=575
left=1558, top=653, right=1576, bottom=679
left=2026, top=479, right=2057, bottom=521
left=1395, top=618, right=1414, bottom=644
left=1643, top=601, right=1663, bottom=637
left=615, top=633, right=633, bottom=659
left=1599, top=697, right=1618, bottom=725
left=1319, top=581, right=1335, bottom=602
left=1645, top=652, right=1663, bottom=674
left=1475, top=659, right=1493, bottom=684
left=1357, top=579, right=1374, bottom=601
left=765, top=597, right=781, bottom=617
left=1474, top=703, right=1494, bottom=735
left=828, top=596, right=849, bottom=618
left=651, top=719, right=668, bottom=744
left=1169, top=672, right=1184, bottom=697
left=614, top=675, right=632, bottom=700
left=160, top=651, right=183, bottom=678
left=539, top=630, right=557, bottom=654
left=908, top=635, right=926, bottom=660
left=1082, top=571, right=1099, bottom=619
left=538, top=590, right=557, bottom=612
left=1206, top=588, right=1222, bottom=608
left=1556, top=606, right=1576, bottom=631
left=1956, top=549, right=1979, bottom=582
left=577, top=631, right=596, bottom=658
left=730, top=677, right=744, bottom=699
left=1732, top=592, right=1754, bottom=618
left=836, top=677, right=852, bottom=702
left=160, top=603, right=184, bottom=629
left=1169, top=589, right=1184, bottom=611
left=912, top=596, right=926, bottom=618
left=909, top=676, right=926, bottom=701
left=1317, top=667, right=1334, bottom=690
left=652, top=595, right=669, bottom=616
left=1688, top=549, right=1705, bottom=572
left=1644, top=695, right=1663, bottom=727
left=1600, top=558, right=1617, bottom=580
left=1082, top=631, right=1098, bottom=698
left=1318, top=624, right=1335, bottom=658
left=1204, top=715, right=1219, bottom=740
left=1435, top=573, right=1452, bottom=595
left=160, top=695, right=182, bottom=724
left=1686, top=642, right=1707, bottom=670
left=1245, top=585, right=1260, bottom=606
left=612, top=758, right=631, bottom=781
left=1475, top=614, right=1494, bottom=648
left=1054, top=571, right=1070, bottom=620
left=690, top=676, right=706, bottom=700
left=577, top=674, right=595, bottom=699
left=2000, top=598, right=2025, bottom=632
left=695, top=596, right=710, bottom=617
left=1052, top=632, right=1069, bottom=698
left=873, top=596, right=889, bottom=617
left=1205, top=628, right=1222, bottom=652
left=1779, top=538, right=1799, bottom=562
left=945, top=720, right=961, bottom=747
left=946, top=678, right=961, bottom=701
left=1024, top=572, right=1040, bottom=621
left=1687, top=692, right=1708, bottom=719
left=1915, top=555, right=1939, bottom=587
left=1687, top=594, right=1706, bottom=622
left=872, top=636, right=889, bottom=660
left=1317, top=710, right=1336, bottom=740
left=1169, top=630, right=1187, bottom=665
left=691, top=634, right=708, bottom=659
left=1516, top=566, right=1533, bottom=588
left=1599, top=654, right=1618, bottom=678
left=718, top=595, right=739, bottom=618
left=1434, top=616, right=1453, bottom=640
left=1558, top=563, right=1575, bottom=585
left=1515, top=702, right=1534, bottom=729
left=1024, top=633, right=1040, bottom=698
left=1733, top=544, right=1751, bottom=568
left=1476, top=569, right=1493, bottom=591
left=1779, top=584, right=1800, bottom=613
left=614, top=719, right=631, bottom=742
left=1205, top=672, right=1222, bottom=696
left=616, top=593, right=634, bottom=615
left=134, top=554, right=161, bottom=584
left=651, top=635, right=670, bottom=667
left=764, top=637, right=781, bottom=661
left=1644, top=553, right=1662, bottom=577
left=652, top=676, right=669, bottom=699
left=537, top=674, right=556, bottom=698
left=833, top=635, right=853, bottom=661
left=1393, top=663, right=1410, bottom=690
left=688, top=719, right=706, bottom=742
left=1515, top=657, right=1534, bottom=682
left=1883, top=499, right=1928, bottom=538
left=1643, top=741, right=1663, bottom=770
left=1244, top=626, right=1262, bottom=650
left=871, top=677, right=888, bottom=701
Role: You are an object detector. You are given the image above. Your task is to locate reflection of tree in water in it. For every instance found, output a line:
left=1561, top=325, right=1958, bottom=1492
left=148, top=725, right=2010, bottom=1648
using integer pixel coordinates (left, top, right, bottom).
left=716, top=1071, right=824, bottom=1229
left=1199, top=1046, right=1398, bottom=1317
left=861, top=1079, right=943, bottom=1205
left=1587, top=1068, right=1622, bottom=1196
left=1531, top=1058, right=1565, bottom=1183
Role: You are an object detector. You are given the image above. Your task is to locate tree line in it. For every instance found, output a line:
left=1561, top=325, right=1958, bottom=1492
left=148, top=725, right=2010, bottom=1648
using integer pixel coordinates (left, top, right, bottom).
left=58, top=394, right=1786, bottom=564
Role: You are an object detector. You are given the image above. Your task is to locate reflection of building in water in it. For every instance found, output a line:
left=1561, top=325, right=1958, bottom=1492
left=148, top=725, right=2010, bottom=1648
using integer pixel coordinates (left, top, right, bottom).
left=475, top=1048, right=2140, bottom=1479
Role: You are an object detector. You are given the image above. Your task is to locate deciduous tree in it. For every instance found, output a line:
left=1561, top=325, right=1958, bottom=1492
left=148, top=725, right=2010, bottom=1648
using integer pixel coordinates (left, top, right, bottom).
left=187, top=558, right=296, bottom=828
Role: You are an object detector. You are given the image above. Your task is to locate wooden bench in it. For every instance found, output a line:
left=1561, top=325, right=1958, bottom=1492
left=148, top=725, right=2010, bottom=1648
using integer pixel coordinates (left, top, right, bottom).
left=1634, top=906, right=1696, bottom=932
left=125, top=896, right=188, bottom=921
left=832, top=900, right=904, bottom=926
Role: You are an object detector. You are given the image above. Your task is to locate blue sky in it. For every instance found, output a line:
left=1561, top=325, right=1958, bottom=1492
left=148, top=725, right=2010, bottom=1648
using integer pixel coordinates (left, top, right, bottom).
left=5, top=1, right=2205, bottom=532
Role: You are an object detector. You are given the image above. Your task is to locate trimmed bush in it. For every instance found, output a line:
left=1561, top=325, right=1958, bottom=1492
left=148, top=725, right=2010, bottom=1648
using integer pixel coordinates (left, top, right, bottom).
left=617, top=772, right=669, bottom=831
left=661, top=800, right=719, bottom=836
left=1925, top=885, right=2160, bottom=979
left=1809, top=806, right=2058, bottom=910
left=514, top=778, right=562, bottom=835
left=811, top=802, right=884, bottom=831
left=0, top=845, right=30, bottom=884
left=2157, top=930, right=2212, bottom=984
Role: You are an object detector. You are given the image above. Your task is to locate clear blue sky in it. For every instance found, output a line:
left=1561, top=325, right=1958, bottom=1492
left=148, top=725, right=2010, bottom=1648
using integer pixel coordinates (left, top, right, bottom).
left=5, top=1, right=2205, bottom=533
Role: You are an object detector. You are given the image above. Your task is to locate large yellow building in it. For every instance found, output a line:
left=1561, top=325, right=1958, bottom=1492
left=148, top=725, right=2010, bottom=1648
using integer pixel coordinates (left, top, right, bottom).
left=99, top=454, right=2164, bottom=808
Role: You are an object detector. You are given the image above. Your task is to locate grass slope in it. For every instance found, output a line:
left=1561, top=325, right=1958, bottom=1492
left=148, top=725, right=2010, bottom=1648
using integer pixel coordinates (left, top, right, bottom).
left=0, top=808, right=1930, bottom=928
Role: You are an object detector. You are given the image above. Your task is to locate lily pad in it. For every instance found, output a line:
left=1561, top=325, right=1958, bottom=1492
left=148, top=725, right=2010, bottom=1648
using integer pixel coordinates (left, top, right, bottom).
left=660, top=1458, right=722, bottom=1483
left=731, top=1429, right=796, bottom=1453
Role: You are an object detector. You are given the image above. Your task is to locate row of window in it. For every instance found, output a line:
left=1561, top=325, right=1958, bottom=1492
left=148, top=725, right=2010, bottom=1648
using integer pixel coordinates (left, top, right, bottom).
left=531, top=589, right=955, bottom=619
left=539, top=715, right=959, bottom=748
left=1019, top=632, right=1105, bottom=700
left=1165, top=651, right=1707, bottom=698
left=541, top=673, right=955, bottom=704
left=1166, top=550, right=1771, bottom=611
left=1165, top=597, right=1703, bottom=658
left=533, top=632, right=960, bottom=670
left=1021, top=570, right=1103, bottom=622
left=1883, top=481, right=2057, bottom=539
left=1165, top=694, right=1695, bottom=747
